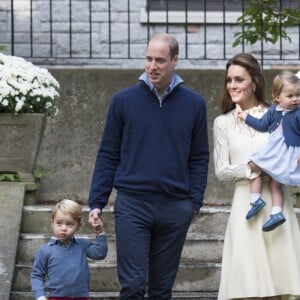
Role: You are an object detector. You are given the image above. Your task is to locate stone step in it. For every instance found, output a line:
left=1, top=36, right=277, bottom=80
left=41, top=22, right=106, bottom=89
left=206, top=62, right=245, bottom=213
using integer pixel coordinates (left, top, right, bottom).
left=12, top=262, right=221, bottom=293
left=13, top=204, right=227, bottom=299
left=16, top=204, right=300, bottom=299
left=10, top=291, right=218, bottom=300
left=21, top=205, right=230, bottom=236
left=16, top=233, right=224, bottom=264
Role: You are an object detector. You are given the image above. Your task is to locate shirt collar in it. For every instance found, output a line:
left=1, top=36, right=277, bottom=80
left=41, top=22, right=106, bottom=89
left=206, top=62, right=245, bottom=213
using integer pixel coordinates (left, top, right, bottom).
left=48, top=236, right=77, bottom=246
left=138, top=72, right=183, bottom=93
left=276, top=104, right=294, bottom=113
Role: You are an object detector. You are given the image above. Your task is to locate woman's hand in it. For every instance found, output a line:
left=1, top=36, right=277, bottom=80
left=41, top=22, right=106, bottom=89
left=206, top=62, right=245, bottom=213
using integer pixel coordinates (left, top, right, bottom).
left=248, top=161, right=261, bottom=173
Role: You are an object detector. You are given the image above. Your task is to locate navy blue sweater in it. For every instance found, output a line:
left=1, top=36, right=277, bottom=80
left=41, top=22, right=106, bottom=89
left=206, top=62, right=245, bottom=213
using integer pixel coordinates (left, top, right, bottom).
left=245, top=105, right=300, bottom=146
left=89, top=80, right=209, bottom=211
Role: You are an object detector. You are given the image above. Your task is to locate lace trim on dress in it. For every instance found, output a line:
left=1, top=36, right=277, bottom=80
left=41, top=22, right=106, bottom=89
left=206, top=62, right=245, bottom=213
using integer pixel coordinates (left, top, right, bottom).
left=213, top=105, right=267, bottom=183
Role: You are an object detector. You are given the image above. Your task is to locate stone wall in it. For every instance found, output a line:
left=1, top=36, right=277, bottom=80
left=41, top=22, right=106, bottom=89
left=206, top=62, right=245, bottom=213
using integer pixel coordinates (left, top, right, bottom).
left=36, top=68, right=281, bottom=205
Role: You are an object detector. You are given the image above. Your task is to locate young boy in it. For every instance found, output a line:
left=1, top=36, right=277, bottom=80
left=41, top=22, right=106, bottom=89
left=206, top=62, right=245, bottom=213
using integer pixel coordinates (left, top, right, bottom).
left=31, top=199, right=107, bottom=300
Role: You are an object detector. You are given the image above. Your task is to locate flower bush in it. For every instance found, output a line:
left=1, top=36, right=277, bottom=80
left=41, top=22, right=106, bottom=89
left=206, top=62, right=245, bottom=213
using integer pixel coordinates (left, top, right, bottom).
left=0, top=53, right=60, bottom=116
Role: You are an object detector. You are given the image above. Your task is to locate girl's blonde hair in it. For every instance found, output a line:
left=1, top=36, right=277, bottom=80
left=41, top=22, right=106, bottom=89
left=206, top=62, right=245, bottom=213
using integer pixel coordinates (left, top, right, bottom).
left=272, top=70, right=300, bottom=103
left=51, top=199, right=82, bottom=222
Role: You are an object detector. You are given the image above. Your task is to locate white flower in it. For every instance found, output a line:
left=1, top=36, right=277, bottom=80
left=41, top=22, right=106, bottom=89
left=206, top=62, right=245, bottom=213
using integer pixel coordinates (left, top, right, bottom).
left=15, top=99, right=24, bottom=112
left=1, top=99, right=9, bottom=106
left=45, top=102, right=53, bottom=109
left=0, top=53, right=60, bottom=116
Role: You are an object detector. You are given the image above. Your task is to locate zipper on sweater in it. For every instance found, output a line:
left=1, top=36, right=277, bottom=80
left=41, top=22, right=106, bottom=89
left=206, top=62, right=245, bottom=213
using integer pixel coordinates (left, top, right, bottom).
left=152, top=89, right=168, bottom=107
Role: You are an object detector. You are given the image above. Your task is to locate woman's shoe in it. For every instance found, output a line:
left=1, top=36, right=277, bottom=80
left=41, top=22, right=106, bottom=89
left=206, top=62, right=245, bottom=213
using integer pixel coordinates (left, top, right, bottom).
left=246, top=198, right=266, bottom=220
left=262, top=212, right=286, bottom=232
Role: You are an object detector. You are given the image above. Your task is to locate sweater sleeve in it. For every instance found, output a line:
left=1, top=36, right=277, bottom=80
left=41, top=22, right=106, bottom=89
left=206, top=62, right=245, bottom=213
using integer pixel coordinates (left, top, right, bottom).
left=213, top=116, right=253, bottom=182
left=245, top=107, right=273, bottom=132
left=188, top=97, right=210, bottom=212
left=88, top=95, right=123, bottom=210
left=84, top=234, right=108, bottom=260
left=31, top=247, right=48, bottom=300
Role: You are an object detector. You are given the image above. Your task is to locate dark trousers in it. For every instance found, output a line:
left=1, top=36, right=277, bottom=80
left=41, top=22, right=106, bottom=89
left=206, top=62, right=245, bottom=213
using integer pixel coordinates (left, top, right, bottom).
left=114, top=193, right=194, bottom=300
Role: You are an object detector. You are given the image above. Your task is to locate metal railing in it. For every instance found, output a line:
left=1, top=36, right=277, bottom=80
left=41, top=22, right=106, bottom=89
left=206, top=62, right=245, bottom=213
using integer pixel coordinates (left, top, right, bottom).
left=0, top=0, right=299, bottom=67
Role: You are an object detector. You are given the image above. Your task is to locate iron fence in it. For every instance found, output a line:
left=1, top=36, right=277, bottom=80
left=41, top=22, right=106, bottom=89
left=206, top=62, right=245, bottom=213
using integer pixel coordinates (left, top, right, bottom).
left=0, top=0, right=299, bottom=68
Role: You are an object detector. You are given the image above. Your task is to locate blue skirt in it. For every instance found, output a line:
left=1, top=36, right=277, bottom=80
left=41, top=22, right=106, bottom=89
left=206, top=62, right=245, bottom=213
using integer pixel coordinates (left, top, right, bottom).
left=251, top=128, right=300, bottom=186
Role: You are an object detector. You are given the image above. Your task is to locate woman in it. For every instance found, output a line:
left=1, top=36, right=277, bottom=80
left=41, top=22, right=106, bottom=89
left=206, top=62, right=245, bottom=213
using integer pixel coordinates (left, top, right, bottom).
left=213, top=53, right=300, bottom=299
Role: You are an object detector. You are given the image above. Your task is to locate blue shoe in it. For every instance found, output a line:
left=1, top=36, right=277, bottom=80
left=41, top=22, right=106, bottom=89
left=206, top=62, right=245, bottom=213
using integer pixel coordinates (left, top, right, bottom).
left=246, top=197, right=266, bottom=220
left=262, top=212, right=286, bottom=232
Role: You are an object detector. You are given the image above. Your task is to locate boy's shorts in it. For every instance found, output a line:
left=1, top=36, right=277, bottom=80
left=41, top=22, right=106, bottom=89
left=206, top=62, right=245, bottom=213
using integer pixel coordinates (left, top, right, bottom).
left=48, top=298, right=89, bottom=300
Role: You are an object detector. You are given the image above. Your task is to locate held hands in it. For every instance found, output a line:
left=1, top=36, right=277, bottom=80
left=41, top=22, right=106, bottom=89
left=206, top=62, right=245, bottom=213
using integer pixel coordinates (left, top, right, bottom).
left=88, top=208, right=104, bottom=234
left=297, top=155, right=300, bottom=164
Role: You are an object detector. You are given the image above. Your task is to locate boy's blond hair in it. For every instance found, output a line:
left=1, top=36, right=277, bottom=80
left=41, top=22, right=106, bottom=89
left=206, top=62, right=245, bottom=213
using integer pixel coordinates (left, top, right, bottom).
left=51, top=199, right=82, bottom=223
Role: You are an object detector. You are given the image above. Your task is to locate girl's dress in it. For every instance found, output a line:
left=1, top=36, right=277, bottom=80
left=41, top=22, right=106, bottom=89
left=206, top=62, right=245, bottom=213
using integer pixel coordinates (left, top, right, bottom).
left=213, top=105, right=300, bottom=300
left=250, top=108, right=300, bottom=186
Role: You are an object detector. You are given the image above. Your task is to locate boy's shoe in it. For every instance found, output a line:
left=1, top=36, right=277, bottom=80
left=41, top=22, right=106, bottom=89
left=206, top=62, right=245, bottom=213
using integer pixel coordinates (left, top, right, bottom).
left=246, top=198, right=266, bottom=220
left=262, top=212, right=286, bottom=232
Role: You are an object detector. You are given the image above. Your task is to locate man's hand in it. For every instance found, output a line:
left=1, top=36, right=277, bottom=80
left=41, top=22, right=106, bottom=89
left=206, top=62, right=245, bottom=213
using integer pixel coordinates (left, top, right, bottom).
left=88, top=208, right=104, bottom=233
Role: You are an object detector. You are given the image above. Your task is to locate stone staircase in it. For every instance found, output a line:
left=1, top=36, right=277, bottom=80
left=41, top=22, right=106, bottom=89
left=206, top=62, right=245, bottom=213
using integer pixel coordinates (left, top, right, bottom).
left=7, top=183, right=233, bottom=300
left=4, top=182, right=300, bottom=300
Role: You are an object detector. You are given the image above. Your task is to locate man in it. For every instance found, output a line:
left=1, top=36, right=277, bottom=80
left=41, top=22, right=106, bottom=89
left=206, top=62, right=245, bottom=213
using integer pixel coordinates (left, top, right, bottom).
left=88, top=33, right=209, bottom=299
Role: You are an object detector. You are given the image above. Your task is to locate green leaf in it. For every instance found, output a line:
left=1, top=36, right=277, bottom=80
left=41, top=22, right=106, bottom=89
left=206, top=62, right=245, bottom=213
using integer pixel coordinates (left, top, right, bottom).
left=233, top=0, right=300, bottom=47
left=33, top=166, right=54, bottom=182
left=0, top=173, right=21, bottom=182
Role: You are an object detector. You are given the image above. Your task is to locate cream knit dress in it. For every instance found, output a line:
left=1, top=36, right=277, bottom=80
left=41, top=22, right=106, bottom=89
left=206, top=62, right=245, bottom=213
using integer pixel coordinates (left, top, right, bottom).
left=213, top=105, right=300, bottom=300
